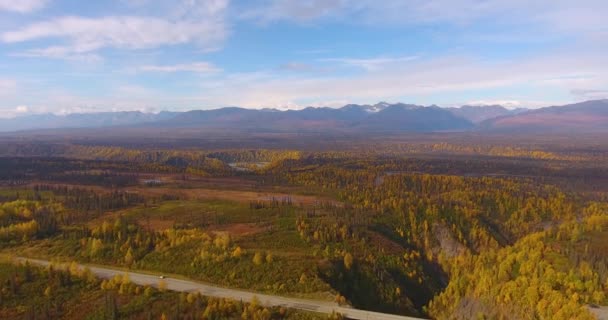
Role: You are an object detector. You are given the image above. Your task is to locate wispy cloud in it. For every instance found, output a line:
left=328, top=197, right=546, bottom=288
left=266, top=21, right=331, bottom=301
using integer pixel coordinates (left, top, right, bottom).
left=241, top=0, right=343, bottom=23
left=1, top=0, right=229, bottom=59
left=140, top=62, right=221, bottom=73
left=243, top=0, right=511, bottom=24
left=570, top=89, right=608, bottom=100
left=321, top=55, right=419, bottom=71
left=13, top=46, right=103, bottom=62
left=0, top=79, right=17, bottom=95
left=278, top=62, right=330, bottom=73
left=465, top=100, right=523, bottom=108
left=2, top=16, right=226, bottom=53
left=0, top=0, right=48, bottom=13
left=193, top=50, right=608, bottom=109
left=243, top=0, right=608, bottom=39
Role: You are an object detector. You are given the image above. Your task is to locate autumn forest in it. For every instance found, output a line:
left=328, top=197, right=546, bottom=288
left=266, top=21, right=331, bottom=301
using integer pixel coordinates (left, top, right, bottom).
left=0, top=133, right=607, bottom=320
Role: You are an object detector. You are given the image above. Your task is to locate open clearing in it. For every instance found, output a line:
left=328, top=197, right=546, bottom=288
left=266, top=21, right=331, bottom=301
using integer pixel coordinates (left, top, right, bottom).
left=20, top=176, right=339, bottom=206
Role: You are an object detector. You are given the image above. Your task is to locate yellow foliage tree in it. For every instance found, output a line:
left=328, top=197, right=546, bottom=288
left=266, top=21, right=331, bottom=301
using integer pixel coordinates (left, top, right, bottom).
left=343, top=253, right=353, bottom=270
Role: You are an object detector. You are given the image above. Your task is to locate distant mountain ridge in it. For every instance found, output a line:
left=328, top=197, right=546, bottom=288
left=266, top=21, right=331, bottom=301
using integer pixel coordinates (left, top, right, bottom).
left=155, top=102, right=473, bottom=132
left=1, top=99, right=606, bottom=134
left=0, top=111, right=178, bottom=132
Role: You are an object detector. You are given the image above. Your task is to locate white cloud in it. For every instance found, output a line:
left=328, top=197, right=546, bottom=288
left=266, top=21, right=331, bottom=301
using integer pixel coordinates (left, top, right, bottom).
left=171, top=0, right=228, bottom=19
left=2, top=0, right=229, bottom=58
left=0, top=0, right=48, bottom=13
left=301, top=99, right=350, bottom=108
left=465, top=100, right=523, bottom=108
left=2, top=16, right=226, bottom=51
left=140, top=62, right=220, bottom=73
left=15, top=105, right=29, bottom=113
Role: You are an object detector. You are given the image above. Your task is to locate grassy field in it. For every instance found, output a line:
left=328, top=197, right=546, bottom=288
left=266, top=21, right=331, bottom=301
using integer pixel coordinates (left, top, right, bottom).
left=4, top=194, right=341, bottom=302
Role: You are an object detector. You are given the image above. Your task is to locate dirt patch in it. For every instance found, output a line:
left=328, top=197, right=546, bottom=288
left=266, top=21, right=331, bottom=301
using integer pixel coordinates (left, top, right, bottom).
left=126, top=186, right=339, bottom=206
left=124, top=187, right=189, bottom=199
left=139, top=174, right=260, bottom=189
left=433, top=223, right=467, bottom=258
left=186, top=177, right=259, bottom=189
left=182, top=188, right=319, bottom=204
left=368, top=231, right=404, bottom=255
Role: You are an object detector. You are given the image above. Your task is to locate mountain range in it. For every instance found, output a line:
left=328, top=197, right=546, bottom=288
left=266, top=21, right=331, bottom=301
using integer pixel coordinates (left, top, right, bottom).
left=1, top=99, right=607, bottom=134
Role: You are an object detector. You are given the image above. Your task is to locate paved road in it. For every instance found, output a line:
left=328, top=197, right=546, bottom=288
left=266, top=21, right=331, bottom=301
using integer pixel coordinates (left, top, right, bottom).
left=590, top=306, right=608, bottom=320
left=17, top=258, right=424, bottom=320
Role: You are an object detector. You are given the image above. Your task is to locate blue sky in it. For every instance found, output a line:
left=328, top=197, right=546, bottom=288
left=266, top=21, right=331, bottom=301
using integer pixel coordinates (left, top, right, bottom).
left=0, top=0, right=607, bottom=117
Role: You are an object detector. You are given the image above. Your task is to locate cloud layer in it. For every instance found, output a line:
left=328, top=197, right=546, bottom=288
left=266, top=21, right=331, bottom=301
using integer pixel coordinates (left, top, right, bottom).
left=0, top=0, right=48, bottom=13
left=0, top=0, right=607, bottom=115
left=243, top=0, right=608, bottom=32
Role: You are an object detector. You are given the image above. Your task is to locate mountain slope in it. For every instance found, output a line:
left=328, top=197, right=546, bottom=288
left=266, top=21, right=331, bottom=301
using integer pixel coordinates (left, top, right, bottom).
left=355, top=104, right=473, bottom=132
left=447, top=105, right=526, bottom=123
left=480, top=100, right=608, bottom=132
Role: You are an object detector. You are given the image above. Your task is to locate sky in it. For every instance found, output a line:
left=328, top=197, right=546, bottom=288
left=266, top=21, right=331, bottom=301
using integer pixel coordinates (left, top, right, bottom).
left=0, top=0, right=607, bottom=117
